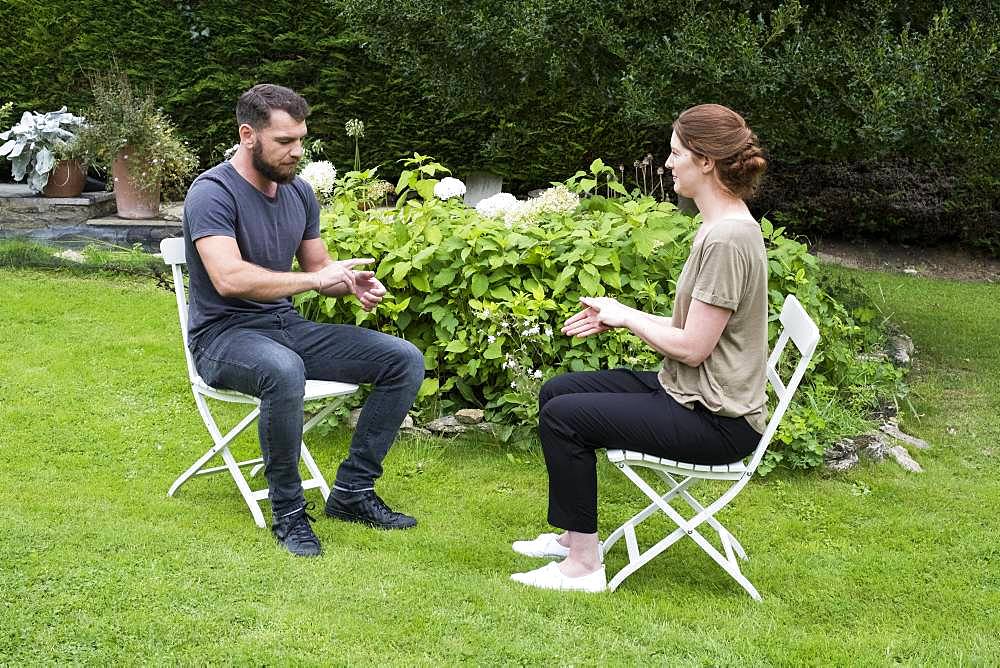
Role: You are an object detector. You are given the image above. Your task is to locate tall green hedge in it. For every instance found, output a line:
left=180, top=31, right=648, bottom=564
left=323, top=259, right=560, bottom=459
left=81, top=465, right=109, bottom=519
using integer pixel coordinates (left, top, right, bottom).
left=1, top=1, right=997, bottom=251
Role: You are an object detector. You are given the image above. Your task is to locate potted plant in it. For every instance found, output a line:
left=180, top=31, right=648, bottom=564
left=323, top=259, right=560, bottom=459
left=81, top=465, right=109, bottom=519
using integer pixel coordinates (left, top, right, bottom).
left=0, top=107, right=90, bottom=197
left=82, top=63, right=197, bottom=219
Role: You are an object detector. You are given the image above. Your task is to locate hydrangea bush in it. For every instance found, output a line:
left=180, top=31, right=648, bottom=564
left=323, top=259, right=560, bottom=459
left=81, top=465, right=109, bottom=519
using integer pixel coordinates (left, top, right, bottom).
left=296, top=155, right=904, bottom=472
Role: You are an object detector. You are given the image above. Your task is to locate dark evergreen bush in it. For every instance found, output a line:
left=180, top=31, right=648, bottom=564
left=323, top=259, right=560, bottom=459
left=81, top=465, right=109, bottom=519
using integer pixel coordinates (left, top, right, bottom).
left=1, top=1, right=996, bottom=251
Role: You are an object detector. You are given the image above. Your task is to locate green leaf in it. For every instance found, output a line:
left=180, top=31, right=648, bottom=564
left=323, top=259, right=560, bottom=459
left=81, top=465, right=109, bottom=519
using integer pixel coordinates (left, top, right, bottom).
left=445, top=339, right=468, bottom=353
left=552, top=265, right=576, bottom=294
left=489, top=284, right=513, bottom=300
left=395, top=169, right=412, bottom=193
left=607, top=180, right=627, bottom=195
left=432, top=268, right=457, bottom=288
left=425, top=225, right=443, bottom=244
left=417, top=377, right=439, bottom=398
left=411, top=245, right=436, bottom=267
left=410, top=272, right=430, bottom=292
left=392, top=261, right=411, bottom=282
left=415, top=179, right=438, bottom=200
left=484, top=339, right=503, bottom=359
left=471, top=273, right=489, bottom=297
left=579, top=266, right=601, bottom=294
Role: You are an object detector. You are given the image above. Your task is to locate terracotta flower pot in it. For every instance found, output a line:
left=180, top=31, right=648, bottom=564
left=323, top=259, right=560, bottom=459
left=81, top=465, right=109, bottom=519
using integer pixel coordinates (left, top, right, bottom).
left=42, top=159, right=87, bottom=198
left=112, top=146, right=161, bottom=219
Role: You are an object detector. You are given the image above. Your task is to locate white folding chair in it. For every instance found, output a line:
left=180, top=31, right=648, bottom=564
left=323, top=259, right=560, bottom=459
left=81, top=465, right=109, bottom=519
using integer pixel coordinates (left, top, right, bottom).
left=160, top=237, right=359, bottom=528
left=602, top=294, right=820, bottom=599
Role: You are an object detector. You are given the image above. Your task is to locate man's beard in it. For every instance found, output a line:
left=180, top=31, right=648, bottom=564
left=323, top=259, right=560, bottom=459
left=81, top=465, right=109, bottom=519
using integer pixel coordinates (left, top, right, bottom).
left=251, top=142, right=298, bottom=184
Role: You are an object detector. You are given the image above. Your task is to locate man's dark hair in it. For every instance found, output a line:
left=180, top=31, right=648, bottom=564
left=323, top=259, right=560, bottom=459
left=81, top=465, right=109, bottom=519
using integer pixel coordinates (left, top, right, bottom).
left=236, top=84, right=310, bottom=130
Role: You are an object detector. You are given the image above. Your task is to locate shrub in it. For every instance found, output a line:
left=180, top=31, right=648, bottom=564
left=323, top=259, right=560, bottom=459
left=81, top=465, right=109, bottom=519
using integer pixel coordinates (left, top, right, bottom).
left=296, top=156, right=904, bottom=471
left=3, top=1, right=995, bottom=252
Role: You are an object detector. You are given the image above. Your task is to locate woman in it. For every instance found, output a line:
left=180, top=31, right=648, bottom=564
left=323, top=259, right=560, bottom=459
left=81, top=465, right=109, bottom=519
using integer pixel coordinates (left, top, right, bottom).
left=510, top=104, right=770, bottom=593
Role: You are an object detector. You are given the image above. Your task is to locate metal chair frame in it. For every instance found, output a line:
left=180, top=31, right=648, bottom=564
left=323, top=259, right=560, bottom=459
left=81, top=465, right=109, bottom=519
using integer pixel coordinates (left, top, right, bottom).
left=602, top=295, right=820, bottom=599
left=160, top=237, right=358, bottom=528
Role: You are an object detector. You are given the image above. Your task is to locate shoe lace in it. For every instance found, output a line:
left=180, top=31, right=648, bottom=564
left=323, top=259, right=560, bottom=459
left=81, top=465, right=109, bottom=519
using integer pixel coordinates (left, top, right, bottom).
left=367, top=492, right=398, bottom=519
left=283, top=503, right=319, bottom=543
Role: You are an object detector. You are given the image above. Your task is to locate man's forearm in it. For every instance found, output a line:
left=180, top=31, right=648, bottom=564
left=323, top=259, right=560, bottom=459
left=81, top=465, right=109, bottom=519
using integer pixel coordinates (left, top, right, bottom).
left=217, top=260, right=320, bottom=301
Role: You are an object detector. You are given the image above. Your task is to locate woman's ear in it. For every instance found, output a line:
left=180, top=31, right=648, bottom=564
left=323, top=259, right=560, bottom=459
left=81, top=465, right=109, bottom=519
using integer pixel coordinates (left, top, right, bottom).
left=700, top=155, right=715, bottom=174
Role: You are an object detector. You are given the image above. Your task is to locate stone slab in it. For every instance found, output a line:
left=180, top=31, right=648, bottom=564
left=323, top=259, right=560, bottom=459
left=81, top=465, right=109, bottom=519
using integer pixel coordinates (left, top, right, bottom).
left=0, top=181, right=184, bottom=251
left=1, top=183, right=117, bottom=228
left=88, top=215, right=181, bottom=228
left=0, top=222, right=179, bottom=251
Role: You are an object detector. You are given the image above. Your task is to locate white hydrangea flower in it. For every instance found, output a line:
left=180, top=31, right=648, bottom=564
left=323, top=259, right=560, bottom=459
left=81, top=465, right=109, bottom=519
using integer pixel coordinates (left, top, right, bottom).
left=300, top=160, right=337, bottom=198
left=501, top=185, right=580, bottom=227
left=534, top=184, right=580, bottom=214
left=433, top=176, right=466, bottom=200
left=475, top=192, right=520, bottom=218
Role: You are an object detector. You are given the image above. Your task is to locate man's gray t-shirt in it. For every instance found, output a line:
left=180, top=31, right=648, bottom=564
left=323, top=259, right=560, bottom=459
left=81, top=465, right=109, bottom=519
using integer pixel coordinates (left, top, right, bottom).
left=182, top=161, right=320, bottom=349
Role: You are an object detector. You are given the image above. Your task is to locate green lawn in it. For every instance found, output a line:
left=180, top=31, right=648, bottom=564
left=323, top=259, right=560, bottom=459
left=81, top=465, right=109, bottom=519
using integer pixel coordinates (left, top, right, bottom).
left=1, top=266, right=998, bottom=665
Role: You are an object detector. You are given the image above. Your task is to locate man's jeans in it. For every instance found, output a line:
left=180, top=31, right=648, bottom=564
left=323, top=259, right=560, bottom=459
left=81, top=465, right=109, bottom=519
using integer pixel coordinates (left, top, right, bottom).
left=191, top=309, right=424, bottom=518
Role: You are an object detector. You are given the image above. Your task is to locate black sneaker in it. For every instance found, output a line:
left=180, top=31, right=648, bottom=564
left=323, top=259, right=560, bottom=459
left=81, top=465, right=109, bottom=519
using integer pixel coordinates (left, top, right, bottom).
left=324, top=490, right=417, bottom=530
left=271, top=504, right=322, bottom=557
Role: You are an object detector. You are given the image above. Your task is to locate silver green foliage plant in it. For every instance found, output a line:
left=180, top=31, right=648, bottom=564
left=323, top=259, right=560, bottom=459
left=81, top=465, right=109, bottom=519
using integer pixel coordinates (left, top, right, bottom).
left=0, top=107, right=86, bottom=192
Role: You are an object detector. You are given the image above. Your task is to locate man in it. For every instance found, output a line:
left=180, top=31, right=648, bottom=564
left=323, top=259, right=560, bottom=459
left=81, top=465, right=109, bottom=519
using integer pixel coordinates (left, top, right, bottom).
left=182, top=84, right=425, bottom=557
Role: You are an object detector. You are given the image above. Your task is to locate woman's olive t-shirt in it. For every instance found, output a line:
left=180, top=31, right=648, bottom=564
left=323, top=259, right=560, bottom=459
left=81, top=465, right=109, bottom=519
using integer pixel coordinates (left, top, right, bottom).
left=657, top=218, right=769, bottom=433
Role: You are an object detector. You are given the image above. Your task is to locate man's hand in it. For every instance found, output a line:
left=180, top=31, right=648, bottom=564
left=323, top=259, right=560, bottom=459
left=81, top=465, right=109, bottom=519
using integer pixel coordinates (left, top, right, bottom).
left=313, top=258, right=373, bottom=296
left=352, top=272, right=387, bottom=311
left=562, top=297, right=630, bottom=338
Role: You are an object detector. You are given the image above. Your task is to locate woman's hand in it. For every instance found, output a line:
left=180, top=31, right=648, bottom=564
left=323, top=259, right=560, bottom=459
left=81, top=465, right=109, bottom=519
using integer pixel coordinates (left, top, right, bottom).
left=562, top=297, right=631, bottom=337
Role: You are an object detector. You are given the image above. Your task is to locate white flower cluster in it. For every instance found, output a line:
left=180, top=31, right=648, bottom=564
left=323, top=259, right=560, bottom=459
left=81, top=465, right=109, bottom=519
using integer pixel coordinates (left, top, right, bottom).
left=433, top=176, right=466, bottom=200
left=475, top=186, right=580, bottom=228
left=300, top=160, right=337, bottom=199
left=345, top=118, right=365, bottom=139
left=509, top=185, right=580, bottom=225
left=475, top=192, right=520, bottom=218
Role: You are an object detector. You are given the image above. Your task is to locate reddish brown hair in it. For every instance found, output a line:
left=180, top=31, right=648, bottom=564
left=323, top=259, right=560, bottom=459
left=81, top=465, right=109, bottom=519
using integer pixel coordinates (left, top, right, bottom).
left=672, top=104, right=767, bottom=199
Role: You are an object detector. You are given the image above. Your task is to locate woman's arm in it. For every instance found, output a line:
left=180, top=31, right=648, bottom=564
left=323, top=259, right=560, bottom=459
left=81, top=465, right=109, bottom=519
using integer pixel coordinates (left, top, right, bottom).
left=562, top=297, right=730, bottom=367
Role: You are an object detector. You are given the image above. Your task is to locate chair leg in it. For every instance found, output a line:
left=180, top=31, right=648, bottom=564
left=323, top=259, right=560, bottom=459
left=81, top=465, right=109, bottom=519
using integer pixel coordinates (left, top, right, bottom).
left=168, top=394, right=260, bottom=497
left=602, top=470, right=696, bottom=555
left=170, top=391, right=343, bottom=528
left=605, top=462, right=762, bottom=600
left=652, top=470, right=749, bottom=561
left=685, top=526, right=761, bottom=601
left=298, top=401, right=339, bottom=501
left=219, top=443, right=268, bottom=529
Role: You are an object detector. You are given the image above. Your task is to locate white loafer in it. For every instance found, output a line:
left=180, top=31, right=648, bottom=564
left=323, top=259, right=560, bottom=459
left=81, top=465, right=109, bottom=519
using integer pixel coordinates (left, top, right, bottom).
left=510, top=562, right=607, bottom=593
left=512, top=533, right=570, bottom=558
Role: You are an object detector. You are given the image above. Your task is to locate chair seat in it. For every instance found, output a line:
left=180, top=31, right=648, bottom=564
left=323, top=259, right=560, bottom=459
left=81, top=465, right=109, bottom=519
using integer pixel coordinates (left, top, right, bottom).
left=606, top=449, right=747, bottom=480
left=192, top=377, right=359, bottom=403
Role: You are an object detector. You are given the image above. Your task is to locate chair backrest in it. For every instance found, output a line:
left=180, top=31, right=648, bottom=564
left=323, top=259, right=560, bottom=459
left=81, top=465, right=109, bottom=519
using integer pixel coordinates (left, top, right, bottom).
left=744, top=294, right=821, bottom=473
left=160, top=237, right=200, bottom=385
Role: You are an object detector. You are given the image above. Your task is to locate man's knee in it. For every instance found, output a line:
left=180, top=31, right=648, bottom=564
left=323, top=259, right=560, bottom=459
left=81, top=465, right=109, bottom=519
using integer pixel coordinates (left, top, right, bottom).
left=259, top=349, right=306, bottom=396
left=392, top=338, right=425, bottom=387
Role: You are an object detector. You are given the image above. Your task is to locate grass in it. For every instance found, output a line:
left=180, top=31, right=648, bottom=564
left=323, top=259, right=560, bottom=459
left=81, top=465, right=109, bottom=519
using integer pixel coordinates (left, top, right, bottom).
left=1, top=265, right=998, bottom=665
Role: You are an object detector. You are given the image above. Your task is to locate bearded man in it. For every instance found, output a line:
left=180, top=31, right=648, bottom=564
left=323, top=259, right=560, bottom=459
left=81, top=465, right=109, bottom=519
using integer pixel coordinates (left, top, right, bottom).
left=182, top=84, right=424, bottom=557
